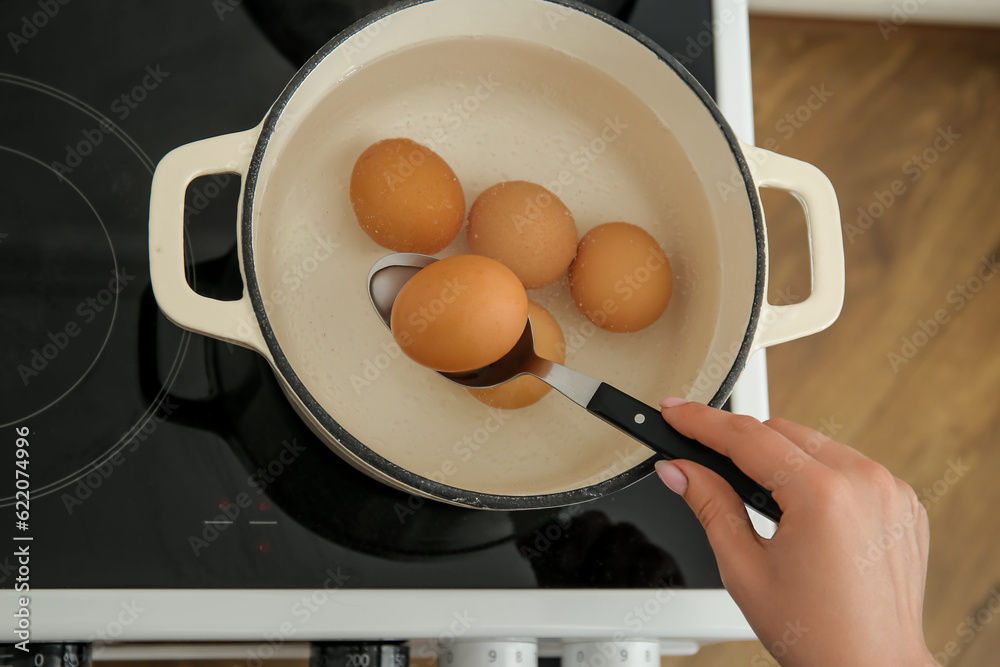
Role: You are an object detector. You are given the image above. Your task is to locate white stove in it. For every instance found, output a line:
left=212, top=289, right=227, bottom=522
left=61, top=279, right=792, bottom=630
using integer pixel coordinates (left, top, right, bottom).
left=0, top=0, right=776, bottom=662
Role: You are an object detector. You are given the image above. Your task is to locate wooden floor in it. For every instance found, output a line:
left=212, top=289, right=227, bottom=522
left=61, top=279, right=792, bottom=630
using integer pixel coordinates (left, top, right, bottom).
left=102, top=15, right=1000, bottom=667
left=663, top=15, right=1000, bottom=667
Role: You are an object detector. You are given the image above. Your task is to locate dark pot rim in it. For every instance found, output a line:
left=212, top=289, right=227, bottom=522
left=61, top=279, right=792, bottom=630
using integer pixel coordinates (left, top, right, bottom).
left=240, top=0, right=766, bottom=510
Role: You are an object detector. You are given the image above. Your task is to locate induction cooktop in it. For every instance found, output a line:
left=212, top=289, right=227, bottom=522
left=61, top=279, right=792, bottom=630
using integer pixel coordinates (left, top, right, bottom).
left=0, top=0, right=734, bottom=594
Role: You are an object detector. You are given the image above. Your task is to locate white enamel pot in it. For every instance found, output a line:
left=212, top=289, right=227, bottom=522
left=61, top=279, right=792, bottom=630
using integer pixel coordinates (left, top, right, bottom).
left=149, top=0, right=845, bottom=510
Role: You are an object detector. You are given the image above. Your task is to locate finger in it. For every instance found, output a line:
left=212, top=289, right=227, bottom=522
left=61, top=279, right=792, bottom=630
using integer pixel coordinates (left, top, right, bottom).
left=660, top=400, right=823, bottom=491
left=656, top=459, right=765, bottom=578
left=917, top=507, right=930, bottom=574
left=899, top=478, right=931, bottom=574
left=763, top=418, right=869, bottom=471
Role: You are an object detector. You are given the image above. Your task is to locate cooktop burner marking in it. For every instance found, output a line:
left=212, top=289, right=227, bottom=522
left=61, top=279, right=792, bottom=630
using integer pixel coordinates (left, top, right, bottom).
left=0, top=145, right=119, bottom=427
left=0, top=75, right=195, bottom=507
left=0, top=74, right=156, bottom=172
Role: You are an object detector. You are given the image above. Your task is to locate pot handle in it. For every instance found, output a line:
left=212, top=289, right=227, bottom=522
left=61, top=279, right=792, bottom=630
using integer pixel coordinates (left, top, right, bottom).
left=742, top=143, right=845, bottom=350
left=148, top=128, right=270, bottom=357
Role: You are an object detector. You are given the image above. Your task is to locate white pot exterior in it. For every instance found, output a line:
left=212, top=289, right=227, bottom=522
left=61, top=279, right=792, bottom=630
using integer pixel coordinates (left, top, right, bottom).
left=149, top=0, right=844, bottom=509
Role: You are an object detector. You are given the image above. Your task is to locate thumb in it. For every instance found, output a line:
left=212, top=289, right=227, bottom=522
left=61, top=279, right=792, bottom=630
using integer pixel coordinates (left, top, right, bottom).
left=655, top=459, right=764, bottom=572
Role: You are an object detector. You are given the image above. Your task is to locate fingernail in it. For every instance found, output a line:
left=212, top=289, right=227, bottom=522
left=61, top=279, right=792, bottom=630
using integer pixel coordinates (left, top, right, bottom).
left=655, top=460, right=689, bottom=496
left=660, top=397, right=688, bottom=408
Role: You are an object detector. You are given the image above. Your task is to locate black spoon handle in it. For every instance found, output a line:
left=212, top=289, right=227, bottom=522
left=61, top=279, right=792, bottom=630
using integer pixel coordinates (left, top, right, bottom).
left=586, top=383, right=782, bottom=522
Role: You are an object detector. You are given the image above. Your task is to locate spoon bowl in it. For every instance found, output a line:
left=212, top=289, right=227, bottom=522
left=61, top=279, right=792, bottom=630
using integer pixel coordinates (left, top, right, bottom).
left=367, top=252, right=544, bottom=389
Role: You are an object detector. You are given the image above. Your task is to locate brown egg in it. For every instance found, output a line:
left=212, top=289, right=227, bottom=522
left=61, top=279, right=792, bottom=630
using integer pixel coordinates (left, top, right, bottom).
left=350, top=138, right=466, bottom=254
left=468, top=301, right=566, bottom=409
left=390, top=255, right=528, bottom=373
left=569, top=222, right=673, bottom=333
left=467, top=181, right=578, bottom=289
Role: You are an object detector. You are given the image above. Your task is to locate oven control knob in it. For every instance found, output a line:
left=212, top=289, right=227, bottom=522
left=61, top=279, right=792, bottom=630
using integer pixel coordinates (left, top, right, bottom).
left=562, top=641, right=660, bottom=667
left=0, top=643, right=91, bottom=667
left=441, top=640, right=538, bottom=667
left=310, top=642, right=408, bottom=667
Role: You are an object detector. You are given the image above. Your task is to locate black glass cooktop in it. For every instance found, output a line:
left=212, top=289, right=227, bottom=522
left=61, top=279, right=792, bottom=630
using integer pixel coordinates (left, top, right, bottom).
left=0, top=0, right=722, bottom=589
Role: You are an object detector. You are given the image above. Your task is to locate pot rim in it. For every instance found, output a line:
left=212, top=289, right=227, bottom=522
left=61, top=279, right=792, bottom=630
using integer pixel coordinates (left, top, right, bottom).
left=240, top=0, right=766, bottom=510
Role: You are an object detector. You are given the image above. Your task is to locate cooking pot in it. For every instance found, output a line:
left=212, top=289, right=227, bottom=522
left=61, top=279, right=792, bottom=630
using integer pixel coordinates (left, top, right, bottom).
left=148, top=0, right=844, bottom=510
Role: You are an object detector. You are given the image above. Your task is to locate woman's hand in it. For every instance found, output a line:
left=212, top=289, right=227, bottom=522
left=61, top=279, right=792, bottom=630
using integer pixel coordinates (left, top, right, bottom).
left=656, top=398, right=935, bottom=667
